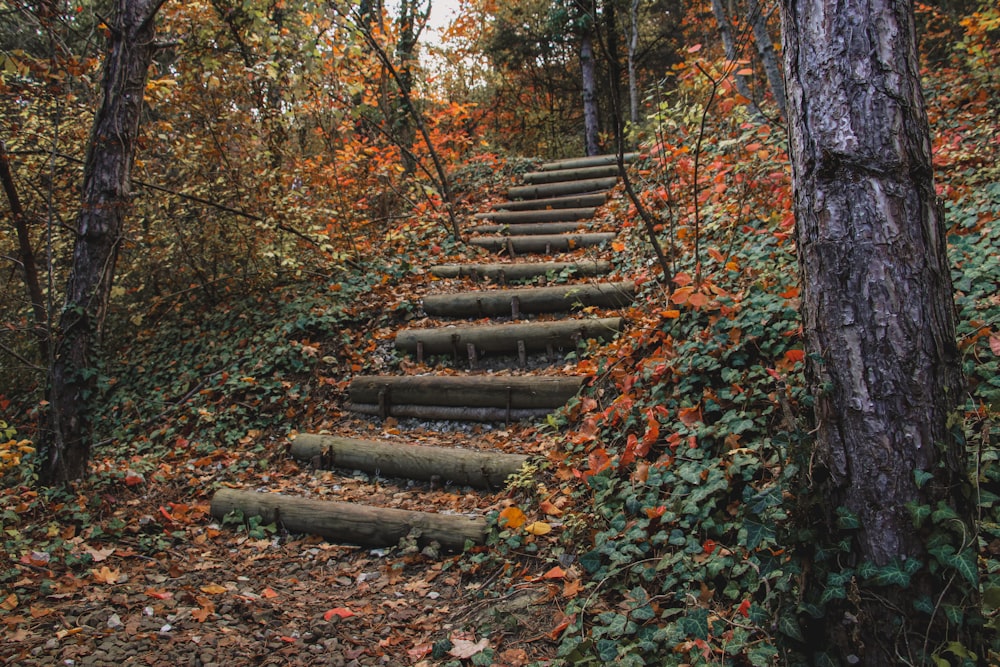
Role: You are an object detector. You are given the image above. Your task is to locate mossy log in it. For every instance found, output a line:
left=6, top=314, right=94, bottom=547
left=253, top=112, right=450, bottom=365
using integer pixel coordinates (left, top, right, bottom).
left=395, top=317, right=622, bottom=356
left=507, top=177, right=618, bottom=201
left=468, top=232, right=615, bottom=253
left=491, top=193, right=607, bottom=211
left=429, top=260, right=611, bottom=281
left=538, top=153, right=638, bottom=171
left=290, top=434, right=529, bottom=489
left=349, top=374, right=584, bottom=409
left=522, top=165, right=620, bottom=184
left=473, top=208, right=596, bottom=223
left=210, top=488, right=485, bottom=550
left=421, top=281, right=635, bottom=317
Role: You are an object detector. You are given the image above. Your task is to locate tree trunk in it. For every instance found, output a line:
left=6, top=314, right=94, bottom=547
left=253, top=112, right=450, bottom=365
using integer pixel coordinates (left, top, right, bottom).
left=628, top=0, right=640, bottom=128
left=0, top=141, right=48, bottom=361
left=210, top=489, right=485, bottom=550
left=421, top=281, right=634, bottom=317
left=580, top=29, right=600, bottom=156
left=40, top=0, right=165, bottom=484
left=747, top=0, right=786, bottom=119
left=395, top=317, right=622, bottom=356
left=710, top=0, right=758, bottom=111
left=429, top=260, right=611, bottom=281
left=781, top=0, right=981, bottom=662
left=290, top=434, right=529, bottom=489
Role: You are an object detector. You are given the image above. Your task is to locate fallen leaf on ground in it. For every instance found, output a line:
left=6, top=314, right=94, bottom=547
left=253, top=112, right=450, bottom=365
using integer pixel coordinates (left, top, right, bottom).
left=448, top=636, right=489, bottom=659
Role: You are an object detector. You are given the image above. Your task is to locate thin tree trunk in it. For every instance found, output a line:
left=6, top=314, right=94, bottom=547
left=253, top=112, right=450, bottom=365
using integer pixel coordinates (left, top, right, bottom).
left=40, top=0, right=166, bottom=483
left=747, top=0, right=786, bottom=119
left=0, top=141, right=48, bottom=361
left=628, top=0, right=640, bottom=128
left=781, top=0, right=981, bottom=662
left=580, top=29, right=600, bottom=156
left=710, top=0, right=757, bottom=111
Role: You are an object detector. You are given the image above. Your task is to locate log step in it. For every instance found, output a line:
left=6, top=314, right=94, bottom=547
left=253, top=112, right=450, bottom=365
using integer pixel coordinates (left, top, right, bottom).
left=522, top=164, right=620, bottom=184
left=210, top=489, right=485, bottom=551
left=469, top=232, right=615, bottom=253
left=467, top=222, right=592, bottom=236
left=538, top=153, right=639, bottom=171
left=290, top=434, right=529, bottom=489
left=349, top=374, right=584, bottom=409
left=508, top=177, right=618, bottom=201
left=430, top=260, right=611, bottom=281
left=491, top=193, right=608, bottom=211
left=473, top=207, right=596, bottom=223
left=395, top=317, right=622, bottom=357
left=421, top=280, right=635, bottom=317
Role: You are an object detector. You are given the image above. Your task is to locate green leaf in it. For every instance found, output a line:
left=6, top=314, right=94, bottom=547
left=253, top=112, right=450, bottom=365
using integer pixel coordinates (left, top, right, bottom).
left=679, top=608, right=710, bottom=640
left=914, top=469, right=934, bottom=488
left=777, top=610, right=804, bottom=641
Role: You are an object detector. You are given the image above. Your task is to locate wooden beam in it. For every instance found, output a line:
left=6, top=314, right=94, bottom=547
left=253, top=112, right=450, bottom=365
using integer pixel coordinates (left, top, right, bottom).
left=468, top=232, right=615, bottom=253
left=507, top=177, right=618, bottom=201
left=491, top=193, right=607, bottom=211
left=538, top=153, right=639, bottom=171
left=396, top=317, right=622, bottom=356
left=473, top=208, right=596, bottom=223
left=210, top=489, right=486, bottom=550
left=290, top=434, right=529, bottom=489
left=348, top=374, right=584, bottom=409
left=429, top=260, right=611, bottom=281
left=467, top=222, right=591, bottom=236
left=522, top=165, right=620, bottom=184
left=421, top=281, right=635, bottom=317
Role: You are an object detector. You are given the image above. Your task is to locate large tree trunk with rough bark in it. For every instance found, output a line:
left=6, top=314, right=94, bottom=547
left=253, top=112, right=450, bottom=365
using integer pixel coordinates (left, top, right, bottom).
left=40, top=0, right=165, bottom=483
left=781, top=0, right=981, bottom=663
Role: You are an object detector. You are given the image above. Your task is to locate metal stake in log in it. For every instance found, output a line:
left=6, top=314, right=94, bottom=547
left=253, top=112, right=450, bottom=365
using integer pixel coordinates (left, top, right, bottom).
left=467, top=343, right=477, bottom=369
left=416, top=341, right=424, bottom=364
left=511, top=296, right=520, bottom=320
left=378, top=387, right=389, bottom=420
left=517, top=340, right=527, bottom=368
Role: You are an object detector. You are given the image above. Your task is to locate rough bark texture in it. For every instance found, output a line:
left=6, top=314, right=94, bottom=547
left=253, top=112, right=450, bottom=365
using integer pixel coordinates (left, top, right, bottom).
left=781, top=0, right=979, bottom=661
left=41, top=0, right=164, bottom=483
left=210, top=489, right=485, bottom=550
left=290, top=434, right=529, bottom=489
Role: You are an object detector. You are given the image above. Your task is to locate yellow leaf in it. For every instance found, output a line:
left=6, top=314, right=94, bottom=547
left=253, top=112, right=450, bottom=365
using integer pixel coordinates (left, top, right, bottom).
left=92, top=566, right=120, bottom=584
left=498, top=506, right=526, bottom=529
left=200, top=584, right=227, bottom=595
left=524, top=521, right=552, bottom=535
left=1, top=593, right=17, bottom=611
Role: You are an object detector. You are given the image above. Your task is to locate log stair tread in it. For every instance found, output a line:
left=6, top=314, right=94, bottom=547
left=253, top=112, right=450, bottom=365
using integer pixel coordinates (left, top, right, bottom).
left=420, top=280, right=635, bottom=317
left=395, top=316, right=623, bottom=356
left=430, top=260, right=611, bottom=281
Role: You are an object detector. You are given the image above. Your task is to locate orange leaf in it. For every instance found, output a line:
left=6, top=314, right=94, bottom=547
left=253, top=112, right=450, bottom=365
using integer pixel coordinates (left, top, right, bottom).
left=736, top=67, right=754, bottom=76
left=779, top=285, right=800, bottom=299
left=707, top=248, right=724, bottom=262
left=92, top=566, right=120, bottom=585
left=192, top=605, right=213, bottom=623
left=261, top=587, right=279, bottom=599
left=784, top=349, right=805, bottom=364
left=524, top=521, right=552, bottom=536
left=144, top=588, right=172, bottom=600
left=671, top=286, right=694, bottom=305
left=562, top=579, right=582, bottom=599
left=200, top=584, right=227, bottom=595
left=539, top=500, right=563, bottom=516
left=323, top=607, right=355, bottom=620
left=645, top=505, right=667, bottom=519
left=990, top=333, right=1000, bottom=356
left=687, top=291, right=710, bottom=308
left=687, top=43, right=703, bottom=53
left=678, top=405, right=702, bottom=427
left=549, top=613, right=575, bottom=639
left=499, top=506, right=527, bottom=529
left=543, top=566, right=566, bottom=579
left=672, top=271, right=693, bottom=287
left=660, top=309, right=680, bottom=319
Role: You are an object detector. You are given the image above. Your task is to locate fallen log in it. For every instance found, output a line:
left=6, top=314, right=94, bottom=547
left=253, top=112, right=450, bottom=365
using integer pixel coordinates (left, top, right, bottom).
left=422, top=281, right=635, bottom=317
left=430, top=260, right=611, bottom=281
left=346, top=403, right=557, bottom=422
left=473, top=208, right=596, bottom=223
left=467, top=222, right=590, bottom=236
left=522, top=165, right=620, bottom=184
left=290, top=434, right=529, bottom=489
left=468, top=232, right=615, bottom=253
left=508, top=177, right=618, bottom=201
left=210, top=488, right=485, bottom=550
left=538, top=153, right=638, bottom=171
left=492, top=193, right=607, bottom=211
left=396, top=317, right=622, bottom=356
left=349, top=374, right=584, bottom=409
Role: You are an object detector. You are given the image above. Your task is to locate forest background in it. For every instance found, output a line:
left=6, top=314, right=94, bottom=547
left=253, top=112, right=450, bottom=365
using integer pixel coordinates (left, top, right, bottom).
left=1, top=0, right=999, bottom=664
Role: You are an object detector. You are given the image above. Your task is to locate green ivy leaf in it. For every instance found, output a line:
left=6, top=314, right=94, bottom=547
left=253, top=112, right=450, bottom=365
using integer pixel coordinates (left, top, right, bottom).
left=777, top=610, right=804, bottom=642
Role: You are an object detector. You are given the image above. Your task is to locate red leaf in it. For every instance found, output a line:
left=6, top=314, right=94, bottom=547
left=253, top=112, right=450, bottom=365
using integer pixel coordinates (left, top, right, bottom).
left=784, top=349, right=805, bottom=364
left=990, top=333, right=1000, bottom=356
left=324, top=607, right=355, bottom=620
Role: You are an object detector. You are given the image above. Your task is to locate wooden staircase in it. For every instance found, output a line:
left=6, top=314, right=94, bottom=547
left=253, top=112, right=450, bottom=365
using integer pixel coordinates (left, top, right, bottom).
left=210, top=153, right=638, bottom=548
